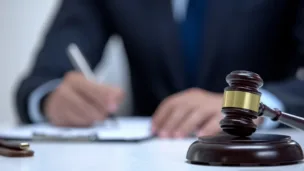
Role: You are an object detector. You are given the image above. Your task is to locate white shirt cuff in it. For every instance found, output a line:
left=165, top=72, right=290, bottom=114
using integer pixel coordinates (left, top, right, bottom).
left=258, top=89, right=285, bottom=129
left=28, top=79, right=62, bottom=123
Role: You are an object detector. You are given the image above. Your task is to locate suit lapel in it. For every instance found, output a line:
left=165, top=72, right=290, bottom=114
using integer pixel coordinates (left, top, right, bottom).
left=152, top=0, right=187, bottom=91
left=197, top=0, right=236, bottom=88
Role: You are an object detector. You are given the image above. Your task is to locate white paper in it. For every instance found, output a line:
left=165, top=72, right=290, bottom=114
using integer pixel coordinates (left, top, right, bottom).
left=0, top=117, right=153, bottom=140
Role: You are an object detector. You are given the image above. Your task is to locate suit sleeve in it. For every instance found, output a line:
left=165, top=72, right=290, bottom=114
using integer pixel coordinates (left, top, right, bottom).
left=263, top=1, right=304, bottom=120
left=14, top=0, right=113, bottom=124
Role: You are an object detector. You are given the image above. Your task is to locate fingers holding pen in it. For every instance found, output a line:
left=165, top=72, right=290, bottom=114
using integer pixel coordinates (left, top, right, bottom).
left=69, top=72, right=123, bottom=110
left=44, top=71, right=124, bottom=127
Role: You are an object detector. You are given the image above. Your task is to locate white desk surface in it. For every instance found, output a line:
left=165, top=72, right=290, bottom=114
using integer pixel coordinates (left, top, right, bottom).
left=0, top=128, right=303, bottom=171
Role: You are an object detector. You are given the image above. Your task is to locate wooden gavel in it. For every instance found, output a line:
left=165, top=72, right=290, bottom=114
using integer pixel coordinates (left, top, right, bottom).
left=220, top=70, right=304, bottom=137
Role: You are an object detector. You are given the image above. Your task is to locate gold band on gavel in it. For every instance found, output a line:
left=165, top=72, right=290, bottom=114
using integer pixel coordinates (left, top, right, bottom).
left=222, top=90, right=261, bottom=112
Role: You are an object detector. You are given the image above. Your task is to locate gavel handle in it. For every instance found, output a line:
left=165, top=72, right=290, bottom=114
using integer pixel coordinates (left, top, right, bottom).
left=259, top=103, right=304, bottom=131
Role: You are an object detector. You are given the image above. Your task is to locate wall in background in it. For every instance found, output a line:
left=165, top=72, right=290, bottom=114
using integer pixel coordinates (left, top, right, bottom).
left=0, top=0, right=132, bottom=128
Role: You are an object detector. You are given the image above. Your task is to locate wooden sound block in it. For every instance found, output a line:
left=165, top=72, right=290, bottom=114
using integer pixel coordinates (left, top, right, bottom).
left=0, top=147, right=34, bottom=157
left=186, top=133, right=304, bottom=166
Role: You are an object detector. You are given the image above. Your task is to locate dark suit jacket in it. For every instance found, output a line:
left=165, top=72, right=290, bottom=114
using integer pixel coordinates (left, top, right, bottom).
left=15, top=0, right=304, bottom=124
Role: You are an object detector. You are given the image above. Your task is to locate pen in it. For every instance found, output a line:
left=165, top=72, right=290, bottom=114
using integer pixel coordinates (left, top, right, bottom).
left=66, top=43, right=97, bottom=81
left=66, top=43, right=117, bottom=124
left=0, top=140, right=30, bottom=151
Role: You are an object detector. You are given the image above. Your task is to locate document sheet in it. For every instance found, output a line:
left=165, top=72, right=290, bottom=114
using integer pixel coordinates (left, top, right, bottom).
left=0, top=117, right=153, bottom=141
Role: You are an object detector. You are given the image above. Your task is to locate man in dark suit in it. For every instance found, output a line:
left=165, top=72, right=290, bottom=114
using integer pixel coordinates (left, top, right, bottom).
left=15, top=0, right=304, bottom=138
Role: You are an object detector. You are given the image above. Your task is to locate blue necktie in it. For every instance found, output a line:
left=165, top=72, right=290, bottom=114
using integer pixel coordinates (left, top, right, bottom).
left=180, top=0, right=205, bottom=87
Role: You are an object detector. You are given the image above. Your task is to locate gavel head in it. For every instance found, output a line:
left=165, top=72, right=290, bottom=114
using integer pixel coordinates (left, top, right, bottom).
left=220, top=70, right=263, bottom=137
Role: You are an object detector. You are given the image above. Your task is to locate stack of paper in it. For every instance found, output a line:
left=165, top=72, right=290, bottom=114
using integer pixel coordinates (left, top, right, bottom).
left=0, top=117, right=153, bottom=142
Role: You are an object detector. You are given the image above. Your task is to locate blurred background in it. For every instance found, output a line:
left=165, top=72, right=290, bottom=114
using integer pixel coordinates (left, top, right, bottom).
left=0, top=0, right=132, bottom=129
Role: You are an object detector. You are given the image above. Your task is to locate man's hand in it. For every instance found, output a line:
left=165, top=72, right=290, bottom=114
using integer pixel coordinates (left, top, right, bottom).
left=44, top=71, right=124, bottom=127
left=152, top=88, right=224, bottom=138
